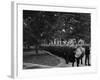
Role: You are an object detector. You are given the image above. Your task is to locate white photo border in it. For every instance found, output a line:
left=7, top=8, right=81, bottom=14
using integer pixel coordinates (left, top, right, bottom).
left=11, top=2, right=97, bottom=78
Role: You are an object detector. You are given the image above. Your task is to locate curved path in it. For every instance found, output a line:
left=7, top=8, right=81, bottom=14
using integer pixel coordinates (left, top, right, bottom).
left=23, top=50, right=67, bottom=69
left=23, top=50, right=86, bottom=69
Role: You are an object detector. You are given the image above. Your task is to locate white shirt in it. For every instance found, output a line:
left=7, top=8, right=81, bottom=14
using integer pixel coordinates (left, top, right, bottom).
left=75, top=47, right=85, bottom=58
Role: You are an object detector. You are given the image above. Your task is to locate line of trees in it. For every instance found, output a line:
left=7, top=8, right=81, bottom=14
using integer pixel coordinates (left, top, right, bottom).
left=23, top=10, right=91, bottom=54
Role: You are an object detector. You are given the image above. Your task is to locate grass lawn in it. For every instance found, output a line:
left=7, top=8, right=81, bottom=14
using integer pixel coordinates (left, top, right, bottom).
left=23, top=50, right=61, bottom=67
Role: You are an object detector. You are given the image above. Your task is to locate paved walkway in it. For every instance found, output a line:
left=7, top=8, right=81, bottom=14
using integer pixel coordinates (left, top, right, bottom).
left=23, top=50, right=87, bottom=69
left=23, top=50, right=65, bottom=69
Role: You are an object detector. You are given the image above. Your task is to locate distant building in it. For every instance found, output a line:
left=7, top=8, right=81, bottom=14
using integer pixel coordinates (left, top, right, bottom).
left=41, top=38, right=85, bottom=47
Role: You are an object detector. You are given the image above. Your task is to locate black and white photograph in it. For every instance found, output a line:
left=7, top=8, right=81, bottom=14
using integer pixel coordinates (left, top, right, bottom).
left=23, top=10, right=91, bottom=69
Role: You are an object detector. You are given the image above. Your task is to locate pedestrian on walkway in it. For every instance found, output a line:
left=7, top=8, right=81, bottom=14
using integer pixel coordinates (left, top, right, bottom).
left=75, top=45, right=85, bottom=67
left=85, top=46, right=91, bottom=66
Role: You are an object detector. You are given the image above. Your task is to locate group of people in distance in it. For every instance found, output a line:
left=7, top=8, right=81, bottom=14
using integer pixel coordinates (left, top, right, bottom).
left=66, top=43, right=91, bottom=67
left=42, top=38, right=91, bottom=67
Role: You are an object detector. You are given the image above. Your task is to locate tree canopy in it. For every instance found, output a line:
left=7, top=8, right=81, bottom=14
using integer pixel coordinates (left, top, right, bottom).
left=23, top=10, right=91, bottom=47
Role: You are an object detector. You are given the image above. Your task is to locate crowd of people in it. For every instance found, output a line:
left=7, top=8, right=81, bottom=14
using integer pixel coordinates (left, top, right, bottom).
left=41, top=39, right=91, bottom=67
left=64, top=44, right=91, bottom=67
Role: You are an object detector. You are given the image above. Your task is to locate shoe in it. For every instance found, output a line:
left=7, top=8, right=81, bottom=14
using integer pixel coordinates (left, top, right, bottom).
left=88, top=64, right=91, bottom=66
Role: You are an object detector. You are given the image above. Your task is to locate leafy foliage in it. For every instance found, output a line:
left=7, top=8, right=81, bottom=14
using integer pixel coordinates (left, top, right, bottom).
left=23, top=10, right=91, bottom=48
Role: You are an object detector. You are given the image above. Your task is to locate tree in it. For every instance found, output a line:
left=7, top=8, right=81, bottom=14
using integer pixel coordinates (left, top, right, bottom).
left=23, top=10, right=91, bottom=53
left=23, top=11, right=58, bottom=53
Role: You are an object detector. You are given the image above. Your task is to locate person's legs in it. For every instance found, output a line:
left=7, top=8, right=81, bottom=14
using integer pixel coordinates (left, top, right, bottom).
left=72, top=62, right=74, bottom=67
left=81, top=57, right=83, bottom=64
left=76, top=58, right=80, bottom=67
left=71, top=53, right=75, bottom=67
left=85, top=55, right=88, bottom=65
left=87, top=55, right=91, bottom=66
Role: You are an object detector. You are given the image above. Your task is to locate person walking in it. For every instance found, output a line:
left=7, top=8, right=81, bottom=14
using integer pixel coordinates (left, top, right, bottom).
left=85, top=46, right=91, bottom=66
left=75, top=45, right=85, bottom=67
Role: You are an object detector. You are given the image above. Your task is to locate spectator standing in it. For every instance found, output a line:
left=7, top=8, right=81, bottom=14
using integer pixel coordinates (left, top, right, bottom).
left=85, top=46, right=91, bottom=66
